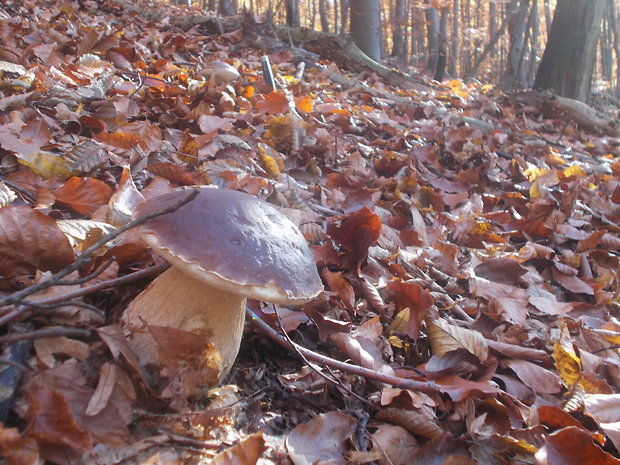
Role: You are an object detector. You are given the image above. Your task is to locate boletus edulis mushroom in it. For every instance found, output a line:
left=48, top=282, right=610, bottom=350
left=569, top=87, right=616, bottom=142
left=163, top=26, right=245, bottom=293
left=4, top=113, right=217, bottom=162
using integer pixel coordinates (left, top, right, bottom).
left=122, top=188, right=323, bottom=383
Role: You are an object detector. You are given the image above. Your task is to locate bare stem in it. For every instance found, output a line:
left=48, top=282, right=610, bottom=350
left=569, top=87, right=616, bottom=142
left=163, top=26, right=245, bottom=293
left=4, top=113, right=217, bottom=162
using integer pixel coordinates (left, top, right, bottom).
left=246, top=308, right=439, bottom=394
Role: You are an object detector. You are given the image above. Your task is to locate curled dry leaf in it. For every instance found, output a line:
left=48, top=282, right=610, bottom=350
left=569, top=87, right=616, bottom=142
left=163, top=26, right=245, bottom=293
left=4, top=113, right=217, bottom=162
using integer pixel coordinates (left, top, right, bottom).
left=286, top=411, right=357, bottom=465
left=330, top=332, right=395, bottom=386
left=0, top=206, right=74, bottom=277
left=426, top=318, right=489, bottom=362
left=210, top=432, right=265, bottom=465
left=375, top=407, right=444, bottom=440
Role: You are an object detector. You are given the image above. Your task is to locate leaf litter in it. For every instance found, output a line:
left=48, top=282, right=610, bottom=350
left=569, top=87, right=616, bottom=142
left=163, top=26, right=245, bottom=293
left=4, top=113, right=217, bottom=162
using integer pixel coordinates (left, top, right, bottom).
left=0, top=0, right=619, bottom=463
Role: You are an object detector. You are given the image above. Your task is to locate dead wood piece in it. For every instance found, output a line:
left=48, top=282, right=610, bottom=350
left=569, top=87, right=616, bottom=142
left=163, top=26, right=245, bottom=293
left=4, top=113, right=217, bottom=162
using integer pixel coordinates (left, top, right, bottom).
left=515, top=91, right=620, bottom=137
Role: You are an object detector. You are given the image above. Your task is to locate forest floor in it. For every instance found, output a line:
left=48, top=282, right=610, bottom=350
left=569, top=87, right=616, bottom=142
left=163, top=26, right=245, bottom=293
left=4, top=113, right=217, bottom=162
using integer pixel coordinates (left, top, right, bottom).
left=0, top=0, right=620, bottom=464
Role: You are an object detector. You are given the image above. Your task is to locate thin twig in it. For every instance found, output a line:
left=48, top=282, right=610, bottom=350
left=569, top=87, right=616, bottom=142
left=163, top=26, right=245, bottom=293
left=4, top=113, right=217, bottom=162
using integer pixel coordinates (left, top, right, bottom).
left=273, top=306, right=373, bottom=407
left=0, top=264, right=169, bottom=327
left=56, top=258, right=115, bottom=286
left=0, top=189, right=198, bottom=311
left=247, top=308, right=439, bottom=394
left=0, top=327, right=91, bottom=344
left=0, top=357, right=29, bottom=372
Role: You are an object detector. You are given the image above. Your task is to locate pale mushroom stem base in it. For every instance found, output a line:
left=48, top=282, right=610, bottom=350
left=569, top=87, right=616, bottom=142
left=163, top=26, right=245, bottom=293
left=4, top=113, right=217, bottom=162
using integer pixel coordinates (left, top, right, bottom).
left=121, top=266, right=247, bottom=382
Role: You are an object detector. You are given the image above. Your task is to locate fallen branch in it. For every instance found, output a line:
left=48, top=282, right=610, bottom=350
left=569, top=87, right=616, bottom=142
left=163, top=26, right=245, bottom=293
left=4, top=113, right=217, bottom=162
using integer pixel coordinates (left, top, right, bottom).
left=246, top=307, right=440, bottom=394
left=0, top=327, right=91, bottom=344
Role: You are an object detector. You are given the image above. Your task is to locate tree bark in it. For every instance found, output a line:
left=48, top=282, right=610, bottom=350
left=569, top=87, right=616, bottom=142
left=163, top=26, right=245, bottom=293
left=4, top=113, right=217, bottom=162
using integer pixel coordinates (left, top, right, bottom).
left=500, top=0, right=530, bottom=90
left=286, top=0, right=300, bottom=27
left=319, top=0, right=330, bottom=32
left=425, top=4, right=439, bottom=72
left=533, top=0, right=606, bottom=102
left=449, top=0, right=459, bottom=76
left=434, top=7, right=449, bottom=81
left=391, top=0, right=407, bottom=59
left=350, top=0, right=382, bottom=62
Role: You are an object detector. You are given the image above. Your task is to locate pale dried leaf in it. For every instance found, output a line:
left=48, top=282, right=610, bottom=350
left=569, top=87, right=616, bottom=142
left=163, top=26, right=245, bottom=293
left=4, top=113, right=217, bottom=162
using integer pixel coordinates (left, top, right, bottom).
left=211, top=432, right=265, bottom=465
left=426, top=318, right=489, bottom=361
left=86, top=363, right=118, bottom=417
left=0, top=182, right=16, bottom=206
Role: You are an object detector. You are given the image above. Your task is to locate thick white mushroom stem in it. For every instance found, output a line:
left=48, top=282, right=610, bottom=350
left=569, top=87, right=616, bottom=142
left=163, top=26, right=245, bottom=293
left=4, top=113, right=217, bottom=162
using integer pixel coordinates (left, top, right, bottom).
left=121, top=266, right=246, bottom=382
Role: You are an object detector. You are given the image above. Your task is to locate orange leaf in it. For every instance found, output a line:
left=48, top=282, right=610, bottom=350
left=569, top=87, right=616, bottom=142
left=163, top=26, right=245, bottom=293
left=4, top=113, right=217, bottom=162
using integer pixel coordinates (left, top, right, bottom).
left=52, top=176, right=113, bottom=216
left=256, top=90, right=290, bottom=114
left=295, top=95, right=313, bottom=113
left=25, top=389, right=93, bottom=451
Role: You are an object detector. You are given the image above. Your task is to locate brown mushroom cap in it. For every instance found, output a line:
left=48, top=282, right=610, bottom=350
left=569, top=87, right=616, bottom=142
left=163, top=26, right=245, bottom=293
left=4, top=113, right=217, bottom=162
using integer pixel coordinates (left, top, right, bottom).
left=135, top=188, right=323, bottom=304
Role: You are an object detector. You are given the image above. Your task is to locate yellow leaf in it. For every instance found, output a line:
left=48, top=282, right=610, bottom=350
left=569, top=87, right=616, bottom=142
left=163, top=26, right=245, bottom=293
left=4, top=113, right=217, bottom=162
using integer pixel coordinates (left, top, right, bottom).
left=15, top=151, right=74, bottom=179
left=553, top=319, right=581, bottom=388
left=563, top=165, right=587, bottom=178
left=529, top=180, right=541, bottom=199
left=387, top=308, right=410, bottom=335
left=523, top=167, right=549, bottom=181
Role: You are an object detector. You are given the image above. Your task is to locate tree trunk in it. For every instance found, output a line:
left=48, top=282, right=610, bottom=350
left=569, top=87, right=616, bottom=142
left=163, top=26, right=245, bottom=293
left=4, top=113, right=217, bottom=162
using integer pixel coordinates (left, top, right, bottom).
left=286, top=0, right=300, bottom=27
left=533, top=0, right=606, bottom=102
left=449, top=0, right=459, bottom=76
left=500, top=0, right=530, bottom=90
left=218, top=0, right=235, bottom=16
left=543, top=0, right=552, bottom=34
left=340, top=0, right=350, bottom=35
left=391, top=0, right=407, bottom=59
left=425, top=4, right=439, bottom=72
left=608, top=0, right=620, bottom=98
left=528, top=0, right=539, bottom=86
left=350, top=0, right=382, bottom=62
left=434, top=7, right=449, bottom=81
left=319, top=0, right=330, bottom=32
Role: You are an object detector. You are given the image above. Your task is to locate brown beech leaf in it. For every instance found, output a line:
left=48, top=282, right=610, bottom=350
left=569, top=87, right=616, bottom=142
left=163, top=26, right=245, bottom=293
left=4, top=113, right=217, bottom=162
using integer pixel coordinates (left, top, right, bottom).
left=426, top=318, right=489, bottom=361
left=64, top=140, right=108, bottom=173
left=51, top=176, right=113, bottom=217
left=0, top=118, right=51, bottom=154
left=198, top=114, right=233, bottom=134
left=385, top=280, right=433, bottom=339
left=330, top=332, right=395, bottom=386
left=211, top=432, right=265, bottom=465
left=434, top=375, right=500, bottom=402
left=502, top=359, right=562, bottom=394
left=584, top=394, right=620, bottom=451
left=146, top=161, right=196, bottom=185
left=474, top=257, right=527, bottom=285
left=322, top=269, right=355, bottom=310
left=375, top=408, right=444, bottom=440
left=25, top=388, right=93, bottom=451
left=286, top=411, right=356, bottom=465
left=372, top=424, right=419, bottom=465
left=537, top=406, right=586, bottom=431
left=551, top=267, right=594, bottom=295
left=0, top=206, right=74, bottom=277
left=408, top=434, right=472, bottom=465
left=543, top=426, right=620, bottom=465
left=327, top=207, right=382, bottom=272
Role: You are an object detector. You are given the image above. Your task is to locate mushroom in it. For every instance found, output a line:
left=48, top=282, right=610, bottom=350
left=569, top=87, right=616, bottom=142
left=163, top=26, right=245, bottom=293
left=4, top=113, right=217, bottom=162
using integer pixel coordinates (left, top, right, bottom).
left=122, top=188, right=323, bottom=382
left=198, top=61, right=240, bottom=88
